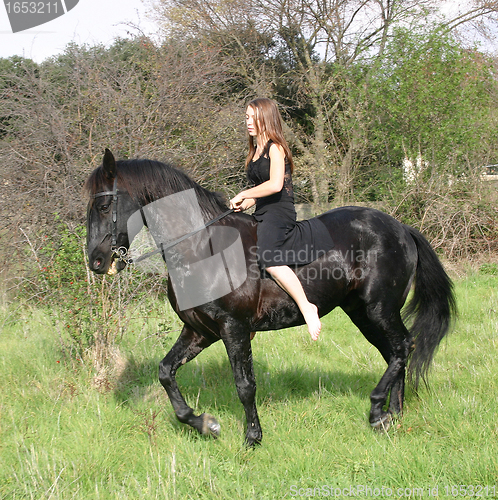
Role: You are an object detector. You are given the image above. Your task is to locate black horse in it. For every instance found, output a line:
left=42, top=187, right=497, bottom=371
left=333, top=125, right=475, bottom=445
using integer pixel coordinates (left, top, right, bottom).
left=86, top=149, right=455, bottom=446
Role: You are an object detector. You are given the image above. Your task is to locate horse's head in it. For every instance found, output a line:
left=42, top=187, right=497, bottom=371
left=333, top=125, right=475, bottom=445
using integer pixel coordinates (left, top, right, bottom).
left=86, top=149, right=138, bottom=275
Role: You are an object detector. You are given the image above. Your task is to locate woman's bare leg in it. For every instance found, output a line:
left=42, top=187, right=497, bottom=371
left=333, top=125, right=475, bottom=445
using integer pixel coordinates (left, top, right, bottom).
left=266, top=265, right=321, bottom=340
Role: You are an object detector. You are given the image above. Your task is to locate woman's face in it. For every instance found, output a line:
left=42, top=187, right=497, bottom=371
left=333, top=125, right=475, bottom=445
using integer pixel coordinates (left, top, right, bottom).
left=246, top=106, right=258, bottom=137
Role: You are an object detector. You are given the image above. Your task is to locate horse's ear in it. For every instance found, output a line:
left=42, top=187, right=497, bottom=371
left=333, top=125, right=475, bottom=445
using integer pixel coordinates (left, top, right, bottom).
left=102, top=148, right=117, bottom=180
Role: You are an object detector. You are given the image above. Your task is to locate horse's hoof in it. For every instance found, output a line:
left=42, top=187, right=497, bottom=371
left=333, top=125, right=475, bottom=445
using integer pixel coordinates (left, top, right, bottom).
left=370, top=413, right=392, bottom=433
left=244, top=436, right=262, bottom=448
left=244, top=426, right=263, bottom=448
left=201, top=413, right=220, bottom=438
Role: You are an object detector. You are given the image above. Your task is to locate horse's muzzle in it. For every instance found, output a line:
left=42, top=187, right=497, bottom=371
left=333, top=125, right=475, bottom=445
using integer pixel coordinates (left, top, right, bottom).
left=88, top=250, right=126, bottom=275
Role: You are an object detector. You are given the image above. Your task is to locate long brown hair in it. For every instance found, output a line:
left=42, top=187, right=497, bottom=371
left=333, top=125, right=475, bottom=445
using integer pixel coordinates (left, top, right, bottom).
left=245, top=98, right=295, bottom=173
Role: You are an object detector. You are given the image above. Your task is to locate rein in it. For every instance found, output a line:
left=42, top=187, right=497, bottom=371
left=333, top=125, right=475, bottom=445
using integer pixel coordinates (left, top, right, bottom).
left=92, top=180, right=234, bottom=265
left=132, top=207, right=234, bottom=264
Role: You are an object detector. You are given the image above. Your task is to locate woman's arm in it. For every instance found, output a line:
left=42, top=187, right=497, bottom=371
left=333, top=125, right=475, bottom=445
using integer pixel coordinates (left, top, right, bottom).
left=230, top=144, right=285, bottom=211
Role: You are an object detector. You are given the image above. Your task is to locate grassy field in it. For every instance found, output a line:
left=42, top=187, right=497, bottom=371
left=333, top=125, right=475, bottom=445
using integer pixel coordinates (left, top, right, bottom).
left=0, top=271, right=497, bottom=499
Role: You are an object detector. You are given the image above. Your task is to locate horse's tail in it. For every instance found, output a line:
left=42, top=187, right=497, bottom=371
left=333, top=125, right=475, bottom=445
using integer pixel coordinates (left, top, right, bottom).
left=403, top=225, right=457, bottom=389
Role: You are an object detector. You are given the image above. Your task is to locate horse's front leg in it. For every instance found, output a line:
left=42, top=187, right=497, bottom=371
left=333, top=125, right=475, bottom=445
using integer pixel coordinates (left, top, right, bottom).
left=222, top=328, right=262, bottom=447
left=159, top=324, right=220, bottom=438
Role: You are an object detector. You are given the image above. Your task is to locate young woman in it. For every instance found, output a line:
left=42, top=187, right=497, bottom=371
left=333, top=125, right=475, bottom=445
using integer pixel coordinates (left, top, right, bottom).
left=230, top=98, right=322, bottom=340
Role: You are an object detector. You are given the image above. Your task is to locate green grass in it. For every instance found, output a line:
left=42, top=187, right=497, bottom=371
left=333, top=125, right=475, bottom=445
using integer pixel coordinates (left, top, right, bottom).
left=1, top=273, right=497, bottom=499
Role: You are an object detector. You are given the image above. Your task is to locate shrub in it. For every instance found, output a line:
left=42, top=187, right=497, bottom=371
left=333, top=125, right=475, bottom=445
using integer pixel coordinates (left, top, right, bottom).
left=20, top=222, right=169, bottom=364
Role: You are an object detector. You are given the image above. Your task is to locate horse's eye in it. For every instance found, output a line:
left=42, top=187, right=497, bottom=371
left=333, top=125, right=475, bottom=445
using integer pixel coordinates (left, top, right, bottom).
left=99, top=204, right=110, bottom=213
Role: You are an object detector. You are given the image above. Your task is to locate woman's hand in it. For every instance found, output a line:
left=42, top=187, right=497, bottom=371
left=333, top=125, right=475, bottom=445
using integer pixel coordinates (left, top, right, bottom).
left=230, top=193, right=256, bottom=212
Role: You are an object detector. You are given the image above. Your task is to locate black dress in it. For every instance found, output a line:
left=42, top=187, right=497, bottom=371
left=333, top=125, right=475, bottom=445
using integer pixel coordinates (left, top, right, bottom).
left=247, top=141, right=334, bottom=271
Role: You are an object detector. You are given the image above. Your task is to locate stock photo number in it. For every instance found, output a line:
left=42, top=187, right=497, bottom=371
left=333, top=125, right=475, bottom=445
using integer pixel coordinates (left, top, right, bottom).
left=444, top=485, right=496, bottom=497
left=5, top=2, right=59, bottom=14
left=3, top=0, right=79, bottom=33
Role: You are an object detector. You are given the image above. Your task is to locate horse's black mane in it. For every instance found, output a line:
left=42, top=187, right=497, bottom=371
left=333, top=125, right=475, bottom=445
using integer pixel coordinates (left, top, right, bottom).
left=85, top=158, right=228, bottom=216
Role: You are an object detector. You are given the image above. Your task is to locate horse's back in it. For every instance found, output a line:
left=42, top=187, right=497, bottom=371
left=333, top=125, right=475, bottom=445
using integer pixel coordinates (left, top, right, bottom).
left=317, top=205, right=401, bottom=232
left=317, top=206, right=416, bottom=253
left=315, top=206, right=418, bottom=303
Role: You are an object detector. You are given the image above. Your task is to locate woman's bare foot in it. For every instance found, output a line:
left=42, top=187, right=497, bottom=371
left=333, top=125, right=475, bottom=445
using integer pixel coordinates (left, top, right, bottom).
left=264, top=266, right=322, bottom=340
left=302, top=303, right=321, bottom=341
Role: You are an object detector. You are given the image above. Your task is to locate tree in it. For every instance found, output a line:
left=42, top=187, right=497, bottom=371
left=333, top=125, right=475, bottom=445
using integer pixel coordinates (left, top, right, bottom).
left=150, top=0, right=498, bottom=205
left=0, top=36, right=243, bottom=293
left=368, top=27, right=497, bottom=181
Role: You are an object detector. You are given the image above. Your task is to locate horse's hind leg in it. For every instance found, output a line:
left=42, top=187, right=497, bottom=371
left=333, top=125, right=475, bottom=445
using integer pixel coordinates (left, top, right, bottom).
left=221, top=328, right=262, bottom=447
left=345, top=304, right=412, bottom=429
left=159, top=324, right=220, bottom=438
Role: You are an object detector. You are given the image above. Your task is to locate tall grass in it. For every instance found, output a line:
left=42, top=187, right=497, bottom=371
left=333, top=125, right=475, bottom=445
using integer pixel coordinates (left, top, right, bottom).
left=1, top=272, right=497, bottom=499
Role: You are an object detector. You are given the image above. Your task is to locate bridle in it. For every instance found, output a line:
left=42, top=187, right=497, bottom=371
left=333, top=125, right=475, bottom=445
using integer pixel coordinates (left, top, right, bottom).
left=91, top=178, right=234, bottom=265
left=92, top=178, right=131, bottom=262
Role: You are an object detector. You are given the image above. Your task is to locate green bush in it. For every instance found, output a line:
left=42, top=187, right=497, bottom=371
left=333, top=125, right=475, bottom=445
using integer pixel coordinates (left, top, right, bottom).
left=479, top=262, right=498, bottom=276
left=23, top=221, right=169, bottom=362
